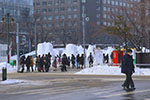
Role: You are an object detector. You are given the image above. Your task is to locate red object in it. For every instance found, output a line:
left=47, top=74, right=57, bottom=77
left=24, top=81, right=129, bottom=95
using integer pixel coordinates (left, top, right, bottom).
left=112, top=50, right=124, bottom=66
left=113, top=50, right=118, bottom=66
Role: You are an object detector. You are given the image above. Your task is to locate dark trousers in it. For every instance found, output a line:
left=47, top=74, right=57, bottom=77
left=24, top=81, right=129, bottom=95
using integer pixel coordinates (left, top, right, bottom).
left=123, top=73, right=135, bottom=88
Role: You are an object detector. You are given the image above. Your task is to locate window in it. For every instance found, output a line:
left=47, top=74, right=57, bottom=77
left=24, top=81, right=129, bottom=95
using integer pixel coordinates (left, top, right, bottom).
left=36, top=2, right=40, bottom=5
left=55, top=15, right=59, bottom=20
left=96, top=0, right=100, bottom=3
left=97, top=21, right=100, bottom=25
left=73, top=0, right=78, bottom=3
left=66, top=0, right=72, bottom=4
left=48, top=1, right=52, bottom=5
left=42, top=9, right=47, bottom=13
left=43, top=24, right=47, bottom=27
left=55, top=23, right=60, bottom=27
left=48, top=24, right=52, bottom=27
left=60, top=15, right=65, bottom=19
left=60, top=0, right=65, bottom=4
left=36, top=17, right=40, bottom=21
left=42, top=1, right=47, bottom=5
left=103, top=22, right=107, bottom=26
left=116, top=1, right=118, bottom=6
left=74, top=14, right=78, bottom=18
left=54, top=0, right=59, bottom=5
left=36, top=9, right=40, bottom=13
left=48, top=8, right=52, bottom=12
left=54, top=8, right=59, bottom=13
left=96, top=14, right=100, bottom=18
left=43, top=16, right=47, bottom=20
left=67, top=7, right=72, bottom=11
left=103, top=14, right=107, bottom=18
left=67, top=22, right=72, bottom=26
left=60, top=7, right=65, bottom=12
left=48, top=16, right=53, bottom=20
left=103, top=7, right=107, bottom=11
left=73, top=6, right=78, bottom=11
left=68, top=15, right=72, bottom=19
left=103, top=0, right=106, bottom=4
left=96, top=6, right=101, bottom=11
left=111, top=1, right=115, bottom=5
left=74, top=22, right=78, bottom=26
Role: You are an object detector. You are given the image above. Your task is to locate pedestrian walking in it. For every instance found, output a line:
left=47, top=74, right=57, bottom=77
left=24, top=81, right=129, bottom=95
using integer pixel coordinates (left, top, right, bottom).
left=67, top=56, right=71, bottom=67
left=52, top=57, right=57, bottom=71
left=30, top=56, right=34, bottom=72
left=26, top=56, right=31, bottom=72
left=48, top=53, right=52, bottom=68
left=19, top=55, right=26, bottom=73
left=61, top=54, right=68, bottom=72
left=76, top=54, right=80, bottom=69
left=43, top=54, right=49, bottom=72
left=40, top=54, right=44, bottom=72
left=80, top=54, right=84, bottom=69
left=88, top=52, right=94, bottom=67
left=36, top=55, right=41, bottom=72
left=71, top=54, right=76, bottom=68
left=121, top=49, right=135, bottom=91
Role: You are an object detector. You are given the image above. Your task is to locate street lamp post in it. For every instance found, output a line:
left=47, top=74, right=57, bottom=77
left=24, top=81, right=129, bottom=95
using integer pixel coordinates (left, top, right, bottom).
left=7, top=13, right=10, bottom=63
left=82, top=0, right=86, bottom=68
left=16, top=23, right=20, bottom=72
left=34, top=23, right=37, bottom=57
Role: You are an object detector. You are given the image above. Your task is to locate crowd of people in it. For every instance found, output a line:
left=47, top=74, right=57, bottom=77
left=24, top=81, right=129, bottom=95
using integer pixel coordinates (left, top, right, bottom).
left=18, top=52, right=95, bottom=73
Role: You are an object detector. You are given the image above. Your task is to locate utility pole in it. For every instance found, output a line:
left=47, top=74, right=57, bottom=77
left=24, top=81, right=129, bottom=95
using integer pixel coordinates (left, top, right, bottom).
left=7, top=13, right=10, bottom=63
left=82, top=0, right=86, bottom=68
left=16, top=23, right=19, bottom=72
left=34, top=23, right=37, bottom=56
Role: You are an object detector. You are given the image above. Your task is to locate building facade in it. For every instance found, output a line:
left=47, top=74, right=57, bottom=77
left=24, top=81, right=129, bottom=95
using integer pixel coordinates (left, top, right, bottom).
left=33, top=0, right=82, bottom=44
left=33, top=0, right=141, bottom=44
left=0, top=0, right=33, bottom=55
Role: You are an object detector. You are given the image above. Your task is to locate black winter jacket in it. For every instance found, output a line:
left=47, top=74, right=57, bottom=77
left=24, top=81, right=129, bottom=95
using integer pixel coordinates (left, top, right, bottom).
left=121, top=54, right=135, bottom=74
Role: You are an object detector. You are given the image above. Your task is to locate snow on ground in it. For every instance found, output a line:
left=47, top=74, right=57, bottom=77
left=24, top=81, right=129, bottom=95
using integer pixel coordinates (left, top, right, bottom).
left=0, top=79, right=24, bottom=84
left=0, top=79, right=50, bottom=85
left=0, top=62, right=16, bottom=73
left=76, top=65, right=150, bottom=76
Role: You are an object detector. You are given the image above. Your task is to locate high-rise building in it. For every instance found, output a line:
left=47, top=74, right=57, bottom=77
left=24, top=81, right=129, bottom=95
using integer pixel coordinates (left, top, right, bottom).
left=0, top=0, right=33, bottom=54
left=33, top=0, right=141, bottom=44
left=33, top=0, right=82, bottom=44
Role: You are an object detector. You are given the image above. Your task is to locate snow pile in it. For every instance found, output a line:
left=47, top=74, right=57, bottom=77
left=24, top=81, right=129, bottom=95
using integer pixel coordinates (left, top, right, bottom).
left=0, top=62, right=16, bottom=73
left=86, top=45, right=95, bottom=57
left=0, top=79, right=24, bottom=84
left=77, top=45, right=84, bottom=55
left=93, top=48, right=103, bottom=65
left=76, top=65, right=150, bottom=76
left=63, top=44, right=78, bottom=57
left=37, top=42, right=55, bottom=56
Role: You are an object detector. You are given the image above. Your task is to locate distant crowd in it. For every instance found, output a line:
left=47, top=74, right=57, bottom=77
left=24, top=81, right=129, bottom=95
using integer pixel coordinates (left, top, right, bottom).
left=19, top=52, right=110, bottom=73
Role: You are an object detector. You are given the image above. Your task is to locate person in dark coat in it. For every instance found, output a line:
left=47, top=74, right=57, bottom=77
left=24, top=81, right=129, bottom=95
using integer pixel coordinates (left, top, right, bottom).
left=80, top=54, right=84, bottom=69
left=61, top=54, right=68, bottom=72
left=40, top=54, right=44, bottom=72
left=48, top=53, right=52, bottom=68
left=26, top=56, right=31, bottom=72
left=67, top=56, right=70, bottom=67
left=76, top=54, right=80, bottom=69
left=44, top=54, right=49, bottom=72
left=121, top=49, right=135, bottom=90
left=36, top=55, right=41, bottom=72
left=71, top=54, right=76, bottom=68
left=88, top=52, right=93, bottom=67
left=19, top=55, right=26, bottom=73
left=52, top=57, right=57, bottom=71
